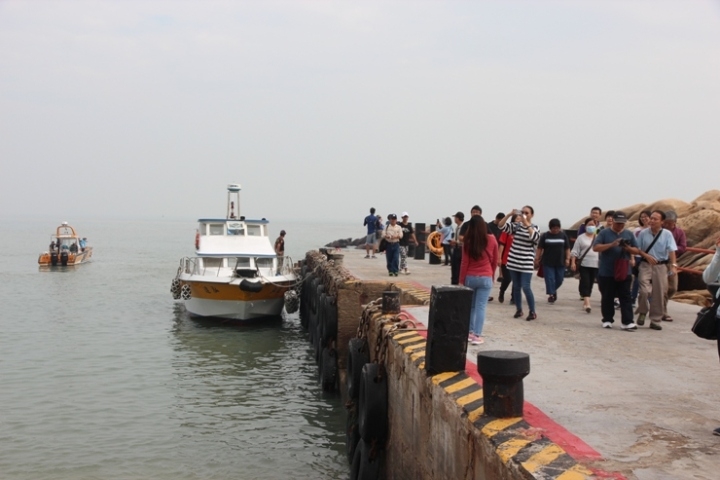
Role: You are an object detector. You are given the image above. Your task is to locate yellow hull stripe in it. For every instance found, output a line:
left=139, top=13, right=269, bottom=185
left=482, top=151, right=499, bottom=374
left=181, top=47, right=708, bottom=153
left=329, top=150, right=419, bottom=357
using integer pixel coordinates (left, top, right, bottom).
left=186, top=281, right=288, bottom=301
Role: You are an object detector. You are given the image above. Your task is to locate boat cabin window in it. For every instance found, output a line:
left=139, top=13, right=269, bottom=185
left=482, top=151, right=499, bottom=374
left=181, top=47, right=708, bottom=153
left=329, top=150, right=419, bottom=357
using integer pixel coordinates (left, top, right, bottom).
left=234, top=258, right=251, bottom=269
left=227, top=222, right=245, bottom=236
left=256, top=257, right=273, bottom=269
left=246, top=224, right=262, bottom=236
left=208, top=224, right=225, bottom=236
left=202, top=257, right=223, bottom=269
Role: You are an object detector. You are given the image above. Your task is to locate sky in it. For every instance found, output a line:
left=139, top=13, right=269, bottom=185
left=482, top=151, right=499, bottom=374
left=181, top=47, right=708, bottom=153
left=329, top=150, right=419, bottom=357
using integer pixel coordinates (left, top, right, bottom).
left=1, top=0, right=719, bottom=228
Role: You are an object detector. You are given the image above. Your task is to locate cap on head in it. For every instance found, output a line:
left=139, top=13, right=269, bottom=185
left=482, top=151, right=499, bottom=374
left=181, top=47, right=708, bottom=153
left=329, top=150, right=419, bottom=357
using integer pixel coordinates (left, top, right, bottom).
left=388, top=213, right=397, bottom=220
left=454, top=211, right=464, bottom=221
left=612, top=211, right=628, bottom=223
left=401, top=212, right=409, bottom=218
left=280, top=230, right=286, bottom=235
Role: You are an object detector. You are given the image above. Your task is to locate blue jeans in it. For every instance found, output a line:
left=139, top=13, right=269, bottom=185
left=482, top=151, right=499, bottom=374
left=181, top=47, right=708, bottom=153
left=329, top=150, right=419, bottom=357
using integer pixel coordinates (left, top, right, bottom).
left=464, top=276, right=493, bottom=336
left=385, top=242, right=399, bottom=273
left=543, top=265, right=565, bottom=296
left=510, top=270, right=535, bottom=313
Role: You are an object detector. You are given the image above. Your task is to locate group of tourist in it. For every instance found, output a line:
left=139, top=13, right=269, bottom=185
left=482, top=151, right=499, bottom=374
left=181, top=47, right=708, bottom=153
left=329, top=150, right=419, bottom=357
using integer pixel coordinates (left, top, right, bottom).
left=362, top=203, right=689, bottom=345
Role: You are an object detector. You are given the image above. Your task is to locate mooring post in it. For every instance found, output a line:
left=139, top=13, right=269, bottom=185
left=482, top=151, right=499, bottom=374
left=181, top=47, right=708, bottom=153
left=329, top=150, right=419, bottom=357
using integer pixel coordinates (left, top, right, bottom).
left=413, top=222, right=426, bottom=260
left=425, top=285, right=473, bottom=375
left=382, top=290, right=401, bottom=315
left=476, top=351, right=530, bottom=418
left=327, top=251, right=344, bottom=266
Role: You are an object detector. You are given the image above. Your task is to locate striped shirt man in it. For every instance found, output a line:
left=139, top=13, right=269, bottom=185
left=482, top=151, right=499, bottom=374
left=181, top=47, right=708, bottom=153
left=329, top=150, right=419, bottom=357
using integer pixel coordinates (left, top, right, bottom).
left=501, top=222, right=540, bottom=272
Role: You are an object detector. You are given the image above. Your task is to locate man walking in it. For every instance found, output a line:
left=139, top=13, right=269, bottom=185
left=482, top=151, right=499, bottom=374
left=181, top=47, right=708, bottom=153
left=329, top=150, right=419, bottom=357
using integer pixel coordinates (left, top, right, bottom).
left=634, top=210, right=677, bottom=330
left=593, top=211, right=638, bottom=330
left=662, top=210, right=686, bottom=321
left=363, top=207, right=379, bottom=258
left=449, top=211, right=465, bottom=285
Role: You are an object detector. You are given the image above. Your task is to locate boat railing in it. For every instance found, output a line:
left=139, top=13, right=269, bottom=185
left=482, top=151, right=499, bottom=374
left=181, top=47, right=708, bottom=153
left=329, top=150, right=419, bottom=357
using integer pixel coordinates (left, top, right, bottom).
left=181, top=255, right=295, bottom=278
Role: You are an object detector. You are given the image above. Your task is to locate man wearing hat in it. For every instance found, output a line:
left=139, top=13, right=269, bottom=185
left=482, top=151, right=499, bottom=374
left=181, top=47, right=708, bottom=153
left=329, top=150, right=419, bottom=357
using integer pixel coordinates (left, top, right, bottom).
left=449, top=211, right=465, bottom=284
left=593, top=211, right=639, bottom=330
left=398, top=212, right=417, bottom=275
left=274, top=229, right=286, bottom=273
left=383, top=214, right=403, bottom=276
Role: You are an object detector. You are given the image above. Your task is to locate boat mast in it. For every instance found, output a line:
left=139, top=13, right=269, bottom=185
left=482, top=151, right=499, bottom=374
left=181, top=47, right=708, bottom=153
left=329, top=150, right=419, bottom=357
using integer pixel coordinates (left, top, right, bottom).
left=227, top=183, right=242, bottom=219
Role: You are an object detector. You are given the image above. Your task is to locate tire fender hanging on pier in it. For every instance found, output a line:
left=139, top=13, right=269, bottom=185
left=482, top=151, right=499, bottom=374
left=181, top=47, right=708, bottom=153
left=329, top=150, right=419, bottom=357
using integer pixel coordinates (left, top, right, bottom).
left=350, top=438, right=385, bottom=480
left=358, top=363, right=388, bottom=442
left=347, top=338, right=370, bottom=400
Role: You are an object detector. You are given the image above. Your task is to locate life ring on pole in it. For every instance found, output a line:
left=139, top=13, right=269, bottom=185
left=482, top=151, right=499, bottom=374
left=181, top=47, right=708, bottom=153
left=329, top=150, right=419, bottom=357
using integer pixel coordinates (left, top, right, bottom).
left=195, top=231, right=200, bottom=250
left=426, top=231, right=444, bottom=257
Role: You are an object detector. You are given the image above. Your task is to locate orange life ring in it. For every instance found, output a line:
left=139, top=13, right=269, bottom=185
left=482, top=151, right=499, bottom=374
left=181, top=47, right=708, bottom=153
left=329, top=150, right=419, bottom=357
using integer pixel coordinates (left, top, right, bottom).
left=195, top=231, right=200, bottom=250
left=426, top=231, right=444, bottom=257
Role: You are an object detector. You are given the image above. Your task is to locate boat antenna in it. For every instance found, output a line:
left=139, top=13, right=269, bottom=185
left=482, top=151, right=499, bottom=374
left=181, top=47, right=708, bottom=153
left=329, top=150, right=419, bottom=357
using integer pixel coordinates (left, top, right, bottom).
left=227, top=184, right=242, bottom=219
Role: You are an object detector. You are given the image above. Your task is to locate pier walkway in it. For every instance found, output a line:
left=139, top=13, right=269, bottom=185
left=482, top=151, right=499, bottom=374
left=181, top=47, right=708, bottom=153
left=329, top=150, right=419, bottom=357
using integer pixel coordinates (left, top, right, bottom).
left=340, top=249, right=720, bottom=480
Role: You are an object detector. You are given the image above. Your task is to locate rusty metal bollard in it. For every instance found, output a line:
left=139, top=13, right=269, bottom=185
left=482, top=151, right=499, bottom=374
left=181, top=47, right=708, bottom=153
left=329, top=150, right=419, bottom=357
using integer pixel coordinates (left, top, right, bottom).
left=382, top=291, right=401, bottom=315
left=477, top=351, right=530, bottom=418
left=425, top=285, right=473, bottom=375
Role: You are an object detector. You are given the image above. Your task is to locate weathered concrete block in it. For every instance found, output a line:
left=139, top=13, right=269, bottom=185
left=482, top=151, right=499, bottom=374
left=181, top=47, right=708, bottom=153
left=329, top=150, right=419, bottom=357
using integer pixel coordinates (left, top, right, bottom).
left=425, top=285, right=473, bottom=375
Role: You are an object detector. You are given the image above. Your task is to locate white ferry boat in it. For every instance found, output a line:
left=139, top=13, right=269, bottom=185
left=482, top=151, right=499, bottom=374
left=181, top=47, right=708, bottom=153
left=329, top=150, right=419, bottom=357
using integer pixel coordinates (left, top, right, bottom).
left=171, top=184, right=297, bottom=320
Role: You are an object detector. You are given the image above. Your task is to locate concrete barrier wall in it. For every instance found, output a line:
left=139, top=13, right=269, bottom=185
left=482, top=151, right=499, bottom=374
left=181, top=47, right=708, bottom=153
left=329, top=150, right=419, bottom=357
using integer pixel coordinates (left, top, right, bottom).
left=305, top=251, right=596, bottom=480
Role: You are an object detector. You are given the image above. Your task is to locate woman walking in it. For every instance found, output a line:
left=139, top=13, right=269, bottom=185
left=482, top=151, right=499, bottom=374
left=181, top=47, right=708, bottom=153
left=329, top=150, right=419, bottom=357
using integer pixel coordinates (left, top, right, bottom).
left=571, top=218, right=600, bottom=313
left=497, top=213, right=520, bottom=303
left=499, top=206, right=540, bottom=320
left=459, top=216, right=498, bottom=345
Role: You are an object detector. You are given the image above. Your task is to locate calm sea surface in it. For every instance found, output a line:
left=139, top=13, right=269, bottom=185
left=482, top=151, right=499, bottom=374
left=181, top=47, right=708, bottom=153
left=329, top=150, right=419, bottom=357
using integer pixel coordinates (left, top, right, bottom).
left=0, top=216, right=360, bottom=480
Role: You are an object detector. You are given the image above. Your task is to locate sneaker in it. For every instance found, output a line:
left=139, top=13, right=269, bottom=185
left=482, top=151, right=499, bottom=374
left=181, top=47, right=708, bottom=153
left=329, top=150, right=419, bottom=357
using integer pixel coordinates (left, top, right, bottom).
left=404, top=269, right=410, bottom=275
left=526, top=311, right=537, bottom=321
left=468, top=334, right=476, bottom=342
left=548, top=294, right=555, bottom=304
left=621, top=322, right=638, bottom=331
left=614, top=299, right=620, bottom=309
left=389, top=272, right=393, bottom=277
left=602, top=322, right=612, bottom=329
left=498, top=291, right=505, bottom=303
left=662, top=315, right=674, bottom=322
left=471, top=337, right=484, bottom=346
left=636, top=313, right=646, bottom=326
left=364, top=255, right=370, bottom=259
left=713, top=427, right=720, bottom=436
left=513, top=310, right=524, bottom=319
left=649, top=322, right=662, bottom=331
left=585, top=307, right=591, bottom=314
left=371, top=255, right=377, bottom=258
left=488, top=297, right=494, bottom=302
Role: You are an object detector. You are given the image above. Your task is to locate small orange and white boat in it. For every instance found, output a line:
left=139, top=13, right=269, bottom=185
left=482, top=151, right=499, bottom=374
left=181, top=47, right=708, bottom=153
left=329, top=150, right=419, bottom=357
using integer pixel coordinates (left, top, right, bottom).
left=171, top=184, right=298, bottom=320
left=38, top=222, right=93, bottom=267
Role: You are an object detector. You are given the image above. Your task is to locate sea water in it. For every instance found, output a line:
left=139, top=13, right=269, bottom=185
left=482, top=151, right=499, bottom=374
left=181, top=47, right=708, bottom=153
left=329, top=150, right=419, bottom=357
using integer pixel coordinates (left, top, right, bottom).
left=0, top=216, right=360, bottom=480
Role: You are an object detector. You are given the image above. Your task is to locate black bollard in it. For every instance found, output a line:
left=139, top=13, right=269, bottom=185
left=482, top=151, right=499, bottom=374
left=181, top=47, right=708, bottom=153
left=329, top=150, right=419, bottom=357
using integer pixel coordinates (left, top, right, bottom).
left=413, top=223, right=426, bottom=260
left=476, top=351, right=530, bottom=418
left=425, top=285, right=473, bottom=375
left=428, top=224, right=441, bottom=265
left=382, top=291, right=401, bottom=315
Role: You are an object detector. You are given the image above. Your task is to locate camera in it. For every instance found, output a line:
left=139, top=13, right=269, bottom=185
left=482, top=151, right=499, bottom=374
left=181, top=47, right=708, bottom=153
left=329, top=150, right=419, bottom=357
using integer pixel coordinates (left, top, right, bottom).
left=618, top=238, right=629, bottom=247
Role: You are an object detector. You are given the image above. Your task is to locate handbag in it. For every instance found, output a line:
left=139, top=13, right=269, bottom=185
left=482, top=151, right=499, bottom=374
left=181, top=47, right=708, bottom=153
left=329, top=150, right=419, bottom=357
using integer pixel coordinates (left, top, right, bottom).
left=536, top=263, right=544, bottom=278
left=573, top=241, right=594, bottom=279
left=692, top=296, right=720, bottom=340
left=378, top=238, right=388, bottom=253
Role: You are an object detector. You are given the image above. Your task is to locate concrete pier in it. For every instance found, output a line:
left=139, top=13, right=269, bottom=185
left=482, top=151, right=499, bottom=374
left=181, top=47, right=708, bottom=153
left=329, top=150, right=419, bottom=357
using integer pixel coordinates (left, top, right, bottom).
left=313, top=247, right=720, bottom=480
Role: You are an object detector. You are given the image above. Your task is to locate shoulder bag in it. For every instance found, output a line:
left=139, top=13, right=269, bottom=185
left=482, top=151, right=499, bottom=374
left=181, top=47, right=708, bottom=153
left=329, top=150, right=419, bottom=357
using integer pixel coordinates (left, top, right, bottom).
left=574, top=238, right=594, bottom=279
left=692, top=295, right=720, bottom=340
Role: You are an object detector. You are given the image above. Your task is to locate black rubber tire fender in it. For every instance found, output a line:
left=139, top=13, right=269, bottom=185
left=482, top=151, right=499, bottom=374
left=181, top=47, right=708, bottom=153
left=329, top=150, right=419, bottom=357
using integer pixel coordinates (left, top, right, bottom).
left=320, top=347, right=338, bottom=392
left=321, top=295, right=338, bottom=347
left=346, top=404, right=361, bottom=464
left=347, top=338, right=370, bottom=400
left=350, top=439, right=385, bottom=480
left=358, top=363, right=388, bottom=442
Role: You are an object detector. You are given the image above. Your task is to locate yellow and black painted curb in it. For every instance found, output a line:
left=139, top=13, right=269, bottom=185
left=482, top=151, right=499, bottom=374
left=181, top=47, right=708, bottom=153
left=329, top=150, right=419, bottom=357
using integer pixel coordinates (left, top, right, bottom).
left=386, top=322, right=596, bottom=480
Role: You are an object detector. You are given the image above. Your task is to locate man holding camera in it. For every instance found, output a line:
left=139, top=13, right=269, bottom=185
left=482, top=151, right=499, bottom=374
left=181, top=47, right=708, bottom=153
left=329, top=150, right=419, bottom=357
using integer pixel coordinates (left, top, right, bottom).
left=634, top=210, right=678, bottom=330
left=593, top=211, right=639, bottom=330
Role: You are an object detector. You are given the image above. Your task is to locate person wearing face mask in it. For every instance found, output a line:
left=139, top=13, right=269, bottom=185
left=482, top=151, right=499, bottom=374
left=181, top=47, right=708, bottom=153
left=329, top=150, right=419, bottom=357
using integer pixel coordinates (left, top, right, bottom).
left=571, top=218, right=600, bottom=313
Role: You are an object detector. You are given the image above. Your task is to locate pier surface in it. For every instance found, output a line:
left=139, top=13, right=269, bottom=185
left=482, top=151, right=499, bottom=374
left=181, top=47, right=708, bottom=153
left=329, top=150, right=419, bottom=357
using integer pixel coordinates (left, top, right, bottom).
left=340, top=249, right=720, bottom=480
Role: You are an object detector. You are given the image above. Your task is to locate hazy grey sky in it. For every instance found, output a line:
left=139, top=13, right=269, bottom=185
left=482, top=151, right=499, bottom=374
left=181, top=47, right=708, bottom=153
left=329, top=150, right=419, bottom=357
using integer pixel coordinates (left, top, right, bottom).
left=1, top=1, right=719, bottom=226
